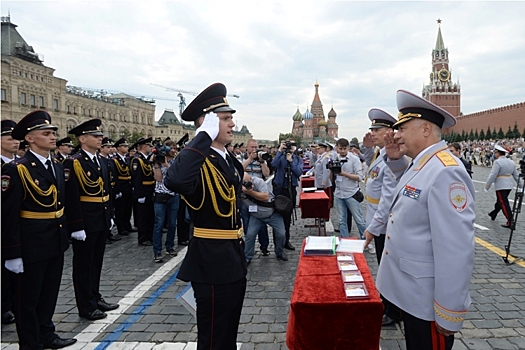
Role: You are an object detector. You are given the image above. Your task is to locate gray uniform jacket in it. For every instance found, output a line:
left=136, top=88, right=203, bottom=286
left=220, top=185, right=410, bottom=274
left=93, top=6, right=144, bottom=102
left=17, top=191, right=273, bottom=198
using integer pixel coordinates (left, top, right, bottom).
left=313, top=152, right=332, bottom=188
left=364, top=147, right=397, bottom=236
left=485, top=156, right=519, bottom=191
left=377, top=140, right=475, bottom=332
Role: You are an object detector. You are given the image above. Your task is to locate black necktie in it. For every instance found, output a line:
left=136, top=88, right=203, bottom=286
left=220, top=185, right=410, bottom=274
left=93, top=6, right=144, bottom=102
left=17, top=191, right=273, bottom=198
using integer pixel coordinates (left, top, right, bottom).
left=225, top=154, right=236, bottom=175
left=45, top=159, right=55, bottom=180
left=93, top=156, right=99, bottom=167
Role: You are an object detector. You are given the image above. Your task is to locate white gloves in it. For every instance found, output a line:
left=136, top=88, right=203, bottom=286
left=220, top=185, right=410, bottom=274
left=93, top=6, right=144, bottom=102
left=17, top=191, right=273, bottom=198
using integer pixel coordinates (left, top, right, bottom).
left=138, top=197, right=146, bottom=204
left=195, top=112, right=219, bottom=140
left=71, top=230, right=87, bottom=241
left=5, top=258, right=24, bottom=274
left=110, top=219, right=115, bottom=230
left=115, top=192, right=122, bottom=199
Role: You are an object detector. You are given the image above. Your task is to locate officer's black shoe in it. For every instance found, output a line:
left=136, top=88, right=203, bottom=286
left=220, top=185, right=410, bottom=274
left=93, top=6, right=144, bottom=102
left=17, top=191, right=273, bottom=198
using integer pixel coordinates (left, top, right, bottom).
left=166, top=249, right=177, bottom=257
left=43, top=336, right=77, bottom=349
left=381, top=315, right=397, bottom=327
left=108, top=235, right=121, bottom=241
left=139, top=240, right=153, bottom=246
left=105, top=239, right=113, bottom=245
left=80, top=309, right=107, bottom=320
left=127, top=227, right=138, bottom=232
left=97, top=298, right=119, bottom=312
left=1, top=311, right=15, bottom=324
left=261, top=248, right=270, bottom=256
left=284, top=242, right=295, bottom=250
left=488, top=213, right=496, bottom=221
left=118, top=231, right=130, bottom=236
left=154, top=253, right=164, bottom=263
left=501, top=224, right=512, bottom=229
left=178, top=240, right=189, bottom=246
left=277, top=252, right=288, bottom=261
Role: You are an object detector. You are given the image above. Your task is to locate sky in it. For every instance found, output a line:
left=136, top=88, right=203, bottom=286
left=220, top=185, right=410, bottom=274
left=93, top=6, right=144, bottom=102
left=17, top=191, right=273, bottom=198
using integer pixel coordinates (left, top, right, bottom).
left=3, top=1, right=525, bottom=141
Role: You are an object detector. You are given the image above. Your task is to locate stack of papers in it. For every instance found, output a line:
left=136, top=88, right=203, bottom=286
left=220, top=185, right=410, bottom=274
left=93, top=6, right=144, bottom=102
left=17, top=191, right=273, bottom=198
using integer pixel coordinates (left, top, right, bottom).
left=302, top=187, right=317, bottom=193
left=336, top=239, right=365, bottom=253
left=304, top=236, right=336, bottom=256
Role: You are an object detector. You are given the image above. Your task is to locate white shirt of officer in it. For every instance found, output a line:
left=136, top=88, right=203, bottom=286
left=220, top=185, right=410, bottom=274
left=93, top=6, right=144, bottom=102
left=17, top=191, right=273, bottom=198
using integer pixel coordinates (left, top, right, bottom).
left=485, top=152, right=519, bottom=191
left=333, top=153, right=362, bottom=199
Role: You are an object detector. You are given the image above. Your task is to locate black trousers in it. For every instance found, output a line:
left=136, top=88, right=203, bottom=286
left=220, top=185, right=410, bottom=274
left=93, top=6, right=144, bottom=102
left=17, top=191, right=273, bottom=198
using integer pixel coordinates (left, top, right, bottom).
left=136, top=195, right=154, bottom=243
left=374, top=234, right=402, bottom=321
left=114, top=187, right=133, bottom=233
left=13, top=254, right=64, bottom=349
left=489, top=189, right=513, bottom=225
left=192, top=278, right=246, bottom=350
left=177, top=199, right=190, bottom=243
left=72, top=229, right=107, bottom=314
left=1, top=263, right=13, bottom=315
left=402, top=310, right=454, bottom=350
left=272, top=185, right=297, bottom=243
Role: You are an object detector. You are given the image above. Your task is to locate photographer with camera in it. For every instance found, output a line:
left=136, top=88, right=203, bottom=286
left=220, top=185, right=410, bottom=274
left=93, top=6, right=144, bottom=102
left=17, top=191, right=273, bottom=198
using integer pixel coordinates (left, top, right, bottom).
left=331, top=138, right=367, bottom=239
left=151, top=141, right=180, bottom=263
left=271, top=139, right=303, bottom=250
left=241, top=139, right=271, bottom=256
left=241, top=173, right=288, bottom=263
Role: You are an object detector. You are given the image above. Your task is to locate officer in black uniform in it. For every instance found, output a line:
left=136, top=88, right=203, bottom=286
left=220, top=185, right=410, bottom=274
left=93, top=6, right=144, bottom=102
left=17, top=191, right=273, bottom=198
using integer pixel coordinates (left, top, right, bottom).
left=99, top=137, right=120, bottom=243
left=131, top=137, right=155, bottom=246
left=165, top=83, right=247, bottom=350
left=64, top=119, right=119, bottom=321
left=2, top=111, right=76, bottom=349
left=54, top=137, right=74, bottom=163
left=112, top=138, right=135, bottom=236
left=1, top=119, right=18, bottom=326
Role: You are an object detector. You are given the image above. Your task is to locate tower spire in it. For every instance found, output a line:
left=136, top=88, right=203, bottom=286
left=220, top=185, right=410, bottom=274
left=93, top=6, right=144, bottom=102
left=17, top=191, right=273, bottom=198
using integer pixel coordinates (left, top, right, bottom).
left=435, top=19, right=445, bottom=51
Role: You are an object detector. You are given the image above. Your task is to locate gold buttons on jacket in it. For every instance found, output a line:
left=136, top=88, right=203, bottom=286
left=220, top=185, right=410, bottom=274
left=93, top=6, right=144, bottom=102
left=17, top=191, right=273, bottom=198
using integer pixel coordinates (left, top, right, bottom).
left=387, top=235, right=390, bottom=239
left=385, top=250, right=389, bottom=255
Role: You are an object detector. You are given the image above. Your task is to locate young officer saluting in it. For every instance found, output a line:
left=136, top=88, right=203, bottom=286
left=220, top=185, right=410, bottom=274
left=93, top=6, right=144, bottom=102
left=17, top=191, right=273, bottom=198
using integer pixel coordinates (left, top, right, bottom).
left=164, top=83, right=246, bottom=350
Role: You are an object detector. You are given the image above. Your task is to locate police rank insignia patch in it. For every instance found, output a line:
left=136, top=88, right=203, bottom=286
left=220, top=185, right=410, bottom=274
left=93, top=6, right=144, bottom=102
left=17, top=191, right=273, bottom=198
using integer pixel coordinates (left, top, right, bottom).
left=1, top=175, right=10, bottom=191
left=450, top=182, right=467, bottom=212
left=133, top=162, right=138, bottom=171
left=402, top=184, right=421, bottom=200
left=64, top=169, right=70, bottom=181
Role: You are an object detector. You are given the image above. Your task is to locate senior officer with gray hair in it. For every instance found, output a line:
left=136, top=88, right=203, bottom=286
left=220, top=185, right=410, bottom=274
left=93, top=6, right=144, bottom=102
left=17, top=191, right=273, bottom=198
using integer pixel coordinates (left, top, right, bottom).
left=374, top=90, right=475, bottom=350
left=362, top=108, right=403, bottom=326
left=164, top=83, right=246, bottom=350
left=485, top=144, right=519, bottom=229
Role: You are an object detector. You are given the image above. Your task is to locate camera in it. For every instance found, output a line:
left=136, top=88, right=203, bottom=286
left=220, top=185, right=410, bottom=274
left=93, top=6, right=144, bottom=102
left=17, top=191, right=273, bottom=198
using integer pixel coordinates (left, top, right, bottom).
left=242, top=180, right=253, bottom=190
left=326, top=158, right=346, bottom=174
left=283, top=140, right=296, bottom=154
left=258, top=151, right=270, bottom=162
left=152, top=140, right=171, bottom=163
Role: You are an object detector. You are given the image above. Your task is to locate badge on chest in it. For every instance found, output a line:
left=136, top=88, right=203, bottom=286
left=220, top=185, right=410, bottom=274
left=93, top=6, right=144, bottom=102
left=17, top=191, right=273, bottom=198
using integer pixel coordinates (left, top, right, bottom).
left=402, top=184, right=421, bottom=200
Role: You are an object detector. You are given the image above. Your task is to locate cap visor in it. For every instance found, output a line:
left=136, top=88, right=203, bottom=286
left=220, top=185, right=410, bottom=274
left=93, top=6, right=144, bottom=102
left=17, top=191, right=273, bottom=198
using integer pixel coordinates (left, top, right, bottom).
left=213, top=106, right=236, bottom=114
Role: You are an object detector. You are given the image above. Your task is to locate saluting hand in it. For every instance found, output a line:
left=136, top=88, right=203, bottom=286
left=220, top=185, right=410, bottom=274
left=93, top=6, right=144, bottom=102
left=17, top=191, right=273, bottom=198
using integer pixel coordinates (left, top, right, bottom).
left=362, top=133, right=374, bottom=148
left=383, top=130, right=403, bottom=160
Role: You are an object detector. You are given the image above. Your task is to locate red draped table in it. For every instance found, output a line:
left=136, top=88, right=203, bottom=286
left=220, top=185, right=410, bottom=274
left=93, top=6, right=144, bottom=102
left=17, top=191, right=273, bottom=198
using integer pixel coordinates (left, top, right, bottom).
left=300, top=176, right=315, bottom=189
left=299, top=191, right=330, bottom=235
left=286, top=240, right=384, bottom=349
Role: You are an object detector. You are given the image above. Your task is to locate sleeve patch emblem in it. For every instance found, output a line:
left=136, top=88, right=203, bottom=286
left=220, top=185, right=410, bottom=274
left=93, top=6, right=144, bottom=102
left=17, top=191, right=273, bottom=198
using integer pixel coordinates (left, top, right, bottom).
left=1, top=175, right=10, bottom=191
left=64, top=169, right=70, bottom=181
left=450, top=182, right=467, bottom=212
left=132, top=162, right=138, bottom=171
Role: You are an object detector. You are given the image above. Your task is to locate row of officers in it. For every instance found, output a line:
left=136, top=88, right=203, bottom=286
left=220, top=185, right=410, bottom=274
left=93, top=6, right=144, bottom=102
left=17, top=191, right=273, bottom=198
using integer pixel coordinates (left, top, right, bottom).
left=1, top=111, right=175, bottom=349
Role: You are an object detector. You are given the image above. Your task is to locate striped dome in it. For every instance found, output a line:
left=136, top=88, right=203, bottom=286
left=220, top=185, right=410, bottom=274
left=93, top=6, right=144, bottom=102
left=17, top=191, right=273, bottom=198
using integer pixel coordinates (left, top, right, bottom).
left=292, top=108, right=303, bottom=121
left=303, top=108, right=313, bottom=120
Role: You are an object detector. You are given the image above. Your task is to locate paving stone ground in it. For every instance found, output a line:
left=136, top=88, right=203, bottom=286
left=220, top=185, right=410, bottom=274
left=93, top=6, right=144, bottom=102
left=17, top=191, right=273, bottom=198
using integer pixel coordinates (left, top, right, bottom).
left=2, top=164, right=524, bottom=349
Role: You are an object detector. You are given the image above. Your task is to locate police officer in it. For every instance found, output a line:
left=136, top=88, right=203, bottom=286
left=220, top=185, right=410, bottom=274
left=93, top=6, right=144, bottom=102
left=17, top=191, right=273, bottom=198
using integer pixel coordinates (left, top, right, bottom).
left=54, top=137, right=74, bottom=163
left=485, top=145, right=519, bottom=228
left=99, top=137, right=121, bottom=243
left=112, top=138, right=135, bottom=236
left=375, top=90, right=475, bottom=350
left=164, top=83, right=246, bottom=350
left=131, top=137, right=155, bottom=246
left=1, top=119, right=18, bottom=326
left=64, top=119, right=119, bottom=321
left=2, top=111, right=76, bottom=349
left=362, top=109, right=402, bottom=326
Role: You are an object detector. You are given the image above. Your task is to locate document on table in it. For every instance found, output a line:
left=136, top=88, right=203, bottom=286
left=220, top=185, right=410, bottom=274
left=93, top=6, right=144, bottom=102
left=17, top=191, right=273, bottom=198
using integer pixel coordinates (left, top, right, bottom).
left=304, top=236, right=336, bottom=256
left=336, top=239, right=365, bottom=253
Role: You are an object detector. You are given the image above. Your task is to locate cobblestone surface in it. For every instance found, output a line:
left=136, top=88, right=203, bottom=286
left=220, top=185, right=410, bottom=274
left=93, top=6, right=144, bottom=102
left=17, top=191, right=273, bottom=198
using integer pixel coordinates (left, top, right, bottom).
left=2, top=164, right=524, bottom=349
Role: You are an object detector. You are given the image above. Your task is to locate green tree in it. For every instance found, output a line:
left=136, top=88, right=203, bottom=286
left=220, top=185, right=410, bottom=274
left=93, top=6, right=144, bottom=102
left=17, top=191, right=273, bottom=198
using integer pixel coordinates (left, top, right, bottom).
left=474, top=129, right=479, bottom=140
left=479, top=129, right=485, bottom=141
left=505, top=125, right=514, bottom=139
left=522, top=127, right=525, bottom=139
left=454, top=133, right=462, bottom=142
left=512, top=122, right=520, bottom=139
left=461, top=130, right=466, bottom=141
left=486, top=126, right=491, bottom=140
left=492, top=128, right=497, bottom=140
left=468, top=129, right=475, bottom=141
left=497, top=127, right=504, bottom=139
left=278, top=133, right=302, bottom=147
left=350, top=137, right=360, bottom=148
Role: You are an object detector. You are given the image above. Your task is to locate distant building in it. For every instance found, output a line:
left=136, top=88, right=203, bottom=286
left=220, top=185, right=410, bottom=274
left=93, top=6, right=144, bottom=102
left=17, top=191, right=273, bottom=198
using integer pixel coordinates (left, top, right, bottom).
left=422, top=20, right=524, bottom=136
left=291, top=81, right=338, bottom=144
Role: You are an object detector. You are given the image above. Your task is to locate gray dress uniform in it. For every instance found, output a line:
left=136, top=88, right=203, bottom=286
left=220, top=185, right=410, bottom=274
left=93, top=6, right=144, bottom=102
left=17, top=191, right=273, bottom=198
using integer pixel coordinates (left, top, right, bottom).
left=377, top=140, right=475, bottom=332
left=485, top=155, right=519, bottom=191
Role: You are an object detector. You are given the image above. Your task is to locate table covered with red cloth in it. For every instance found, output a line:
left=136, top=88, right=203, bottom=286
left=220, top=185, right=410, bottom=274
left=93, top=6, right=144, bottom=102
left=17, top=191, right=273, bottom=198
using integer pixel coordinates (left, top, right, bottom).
left=300, top=176, right=315, bottom=189
left=286, top=241, right=384, bottom=350
left=299, top=191, right=330, bottom=220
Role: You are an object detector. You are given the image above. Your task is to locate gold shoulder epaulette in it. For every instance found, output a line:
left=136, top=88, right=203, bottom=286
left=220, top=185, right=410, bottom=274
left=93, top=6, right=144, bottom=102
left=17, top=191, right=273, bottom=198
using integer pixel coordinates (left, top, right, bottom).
left=436, top=151, right=458, bottom=167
